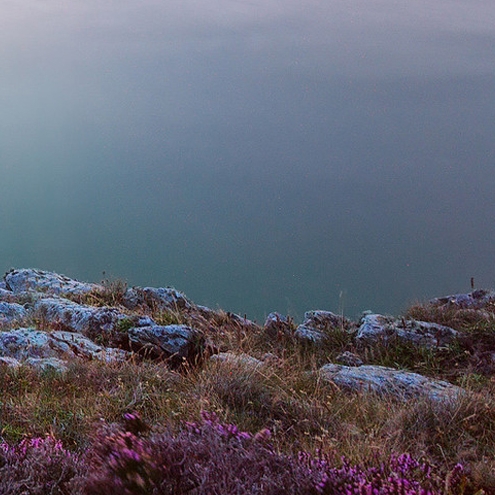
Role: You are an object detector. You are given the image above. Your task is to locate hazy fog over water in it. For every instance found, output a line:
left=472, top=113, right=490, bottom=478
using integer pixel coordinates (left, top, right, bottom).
left=1, top=0, right=494, bottom=320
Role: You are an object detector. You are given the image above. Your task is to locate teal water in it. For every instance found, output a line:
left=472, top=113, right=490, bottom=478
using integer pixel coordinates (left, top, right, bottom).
left=1, top=1, right=495, bottom=321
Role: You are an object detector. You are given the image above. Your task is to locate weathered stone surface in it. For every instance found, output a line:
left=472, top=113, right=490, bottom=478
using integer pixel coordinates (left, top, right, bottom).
left=0, top=328, right=129, bottom=364
left=294, top=324, right=327, bottom=343
left=295, top=310, right=355, bottom=343
left=127, top=324, right=200, bottom=362
left=0, top=288, right=17, bottom=303
left=49, top=330, right=130, bottom=362
left=263, top=312, right=293, bottom=337
left=0, top=356, right=21, bottom=368
left=0, top=302, right=28, bottom=326
left=25, top=357, right=69, bottom=373
left=4, top=268, right=99, bottom=297
left=34, top=297, right=129, bottom=342
left=429, top=289, right=495, bottom=310
left=356, top=313, right=457, bottom=348
left=303, top=310, right=353, bottom=331
left=319, top=363, right=464, bottom=402
left=123, top=286, right=193, bottom=312
left=210, top=352, right=263, bottom=369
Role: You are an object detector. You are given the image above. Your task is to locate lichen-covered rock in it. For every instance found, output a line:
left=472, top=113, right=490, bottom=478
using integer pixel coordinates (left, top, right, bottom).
left=429, top=289, right=495, bottom=310
left=356, top=313, right=457, bottom=348
left=295, top=310, right=355, bottom=344
left=49, top=330, right=130, bottom=362
left=294, top=324, right=327, bottom=343
left=0, top=328, right=54, bottom=359
left=319, top=363, right=464, bottom=402
left=34, top=297, right=130, bottom=343
left=4, top=268, right=99, bottom=297
left=123, top=286, right=193, bottom=312
left=0, top=328, right=129, bottom=365
left=127, top=324, right=202, bottom=363
left=0, top=302, right=28, bottom=326
left=303, top=310, right=353, bottom=331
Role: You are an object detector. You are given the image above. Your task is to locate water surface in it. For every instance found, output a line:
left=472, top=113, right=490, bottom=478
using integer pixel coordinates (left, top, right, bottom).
left=1, top=0, right=495, bottom=320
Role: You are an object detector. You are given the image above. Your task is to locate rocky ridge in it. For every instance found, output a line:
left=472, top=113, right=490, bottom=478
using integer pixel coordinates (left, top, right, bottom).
left=1, top=268, right=493, bottom=404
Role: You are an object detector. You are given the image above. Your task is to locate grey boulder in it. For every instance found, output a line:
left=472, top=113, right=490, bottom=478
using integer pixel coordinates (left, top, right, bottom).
left=0, top=328, right=129, bottom=368
left=319, top=363, right=464, bottom=403
left=123, top=286, right=193, bottom=313
left=429, top=289, right=495, bottom=310
left=34, top=297, right=130, bottom=343
left=356, top=313, right=457, bottom=348
left=295, top=310, right=354, bottom=343
left=127, top=324, right=202, bottom=363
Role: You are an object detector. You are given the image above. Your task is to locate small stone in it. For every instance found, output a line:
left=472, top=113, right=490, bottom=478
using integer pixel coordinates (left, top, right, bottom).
left=210, top=352, right=263, bottom=369
left=335, top=351, right=363, bottom=367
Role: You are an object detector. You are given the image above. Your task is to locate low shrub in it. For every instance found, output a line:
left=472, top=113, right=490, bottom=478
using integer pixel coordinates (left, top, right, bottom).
left=78, top=412, right=471, bottom=494
left=0, top=435, right=85, bottom=494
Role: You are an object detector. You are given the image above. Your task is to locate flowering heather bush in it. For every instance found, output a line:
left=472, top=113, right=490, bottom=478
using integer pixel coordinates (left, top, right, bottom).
left=0, top=435, right=84, bottom=495
left=0, top=412, right=472, bottom=494
left=80, top=411, right=315, bottom=494
left=79, top=412, right=470, bottom=495
left=300, top=451, right=468, bottom=494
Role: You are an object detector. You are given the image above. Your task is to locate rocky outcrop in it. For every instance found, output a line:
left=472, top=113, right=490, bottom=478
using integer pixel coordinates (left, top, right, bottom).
left=0, top=267, right=491, bottom=409
left=0, top=328, right=129, bottom=371
left=295, top=310, right=355, bottom=343
left=356, top=313, right=457, bottom=348
left=319, top=363, right=464, bottom=403
left=0, top=269, right=208, bottom=369
left=429, top=289, right=495, bottom=310
left=4, top=268, right=100, bottom=297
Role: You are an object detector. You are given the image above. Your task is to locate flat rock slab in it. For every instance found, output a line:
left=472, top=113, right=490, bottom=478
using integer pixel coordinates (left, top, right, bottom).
left=4, top=268, right=99, bottom=297
left=0, top=328, right=128, bottom=364
left=357, top=313, right=457, bottom=348
left=319, top=363, right=465, bottom=402
left=34, top=297, right=129, bottom=343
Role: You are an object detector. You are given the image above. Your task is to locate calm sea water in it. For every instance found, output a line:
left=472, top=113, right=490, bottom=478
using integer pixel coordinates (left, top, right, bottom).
left=1, top=1, right=494, bottom=321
